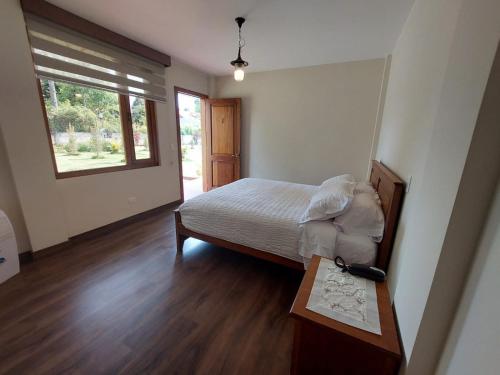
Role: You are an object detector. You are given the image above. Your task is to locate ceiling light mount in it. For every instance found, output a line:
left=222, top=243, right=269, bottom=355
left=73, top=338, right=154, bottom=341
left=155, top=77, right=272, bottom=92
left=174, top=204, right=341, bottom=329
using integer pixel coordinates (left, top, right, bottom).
left=230, top=17, right=248, bottom=81
left=235, top=17, right=245, bottom=29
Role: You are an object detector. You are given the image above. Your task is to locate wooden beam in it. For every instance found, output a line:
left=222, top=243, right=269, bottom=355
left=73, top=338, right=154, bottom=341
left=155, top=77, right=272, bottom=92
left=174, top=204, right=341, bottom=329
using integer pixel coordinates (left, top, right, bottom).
left=20, top=0, right=171, bottom=67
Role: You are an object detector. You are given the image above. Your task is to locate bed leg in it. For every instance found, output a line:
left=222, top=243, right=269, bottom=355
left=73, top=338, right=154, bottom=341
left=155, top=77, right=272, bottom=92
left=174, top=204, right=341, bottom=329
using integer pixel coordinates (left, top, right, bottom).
left=174, top=210, right=187, bottom=253
left=177, top=233, right=187, bottom=253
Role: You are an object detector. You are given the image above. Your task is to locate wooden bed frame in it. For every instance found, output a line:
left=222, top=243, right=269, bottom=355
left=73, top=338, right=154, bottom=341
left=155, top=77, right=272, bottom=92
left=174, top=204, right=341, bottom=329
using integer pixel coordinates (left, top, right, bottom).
left=175, top=160, right=404, bottom=272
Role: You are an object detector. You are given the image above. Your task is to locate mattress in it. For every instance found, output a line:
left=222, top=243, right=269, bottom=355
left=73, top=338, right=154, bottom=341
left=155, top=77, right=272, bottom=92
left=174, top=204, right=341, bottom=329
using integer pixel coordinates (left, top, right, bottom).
left=179, top=178, right=318, bottom=262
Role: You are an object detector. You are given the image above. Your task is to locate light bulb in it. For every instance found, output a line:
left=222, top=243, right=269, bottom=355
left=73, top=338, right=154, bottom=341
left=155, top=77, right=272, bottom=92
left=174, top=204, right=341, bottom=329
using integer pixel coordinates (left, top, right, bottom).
left=234, top=67, right=245, bottom=81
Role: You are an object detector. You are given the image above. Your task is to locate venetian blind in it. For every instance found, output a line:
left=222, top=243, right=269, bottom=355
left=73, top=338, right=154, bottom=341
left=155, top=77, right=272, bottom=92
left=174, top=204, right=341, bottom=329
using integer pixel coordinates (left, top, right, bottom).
left=25, top=15, right=166, bottom=102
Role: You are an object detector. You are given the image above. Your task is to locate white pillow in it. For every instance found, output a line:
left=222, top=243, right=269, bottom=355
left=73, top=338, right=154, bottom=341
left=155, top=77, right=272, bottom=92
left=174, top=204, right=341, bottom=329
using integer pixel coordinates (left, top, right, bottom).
left=335, top=231, right=378, bottom=266
left=321, top=174, right=356, bottom=188
left=300, top=174, right=355, bottom=223
left=354, top=181, right=376, bottom=194
left=334, top=192, right=385, bottom=241
left=355, top=181, right=382, bottom=205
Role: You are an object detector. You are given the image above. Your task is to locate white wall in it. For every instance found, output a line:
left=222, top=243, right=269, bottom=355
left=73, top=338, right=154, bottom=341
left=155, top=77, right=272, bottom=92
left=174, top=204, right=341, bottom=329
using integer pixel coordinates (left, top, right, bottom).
left=0, top=0, right=210, bottom=249
left=0, top=128, right=31, bottom=253
left=214, top=59, right=387, bottom=184
left=0, top=0, right=68, bottom=250
left=408, top=34, right=500, bottom=375
left=433, top=42, right=500, bottom=375
left=436, top=182, right=500, bottom=375
left=375, top=0, right=500, bottom=372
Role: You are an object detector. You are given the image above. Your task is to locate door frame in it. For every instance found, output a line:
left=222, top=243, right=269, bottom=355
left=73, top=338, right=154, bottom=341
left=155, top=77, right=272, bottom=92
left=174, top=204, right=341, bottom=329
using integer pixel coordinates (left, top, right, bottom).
left=174, top=86, right=208, bottom=202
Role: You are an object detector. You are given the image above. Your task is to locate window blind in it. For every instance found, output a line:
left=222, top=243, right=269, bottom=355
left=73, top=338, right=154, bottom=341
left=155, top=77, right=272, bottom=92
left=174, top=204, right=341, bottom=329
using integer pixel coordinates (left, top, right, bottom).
left=25, top=15, right=167, bottom=102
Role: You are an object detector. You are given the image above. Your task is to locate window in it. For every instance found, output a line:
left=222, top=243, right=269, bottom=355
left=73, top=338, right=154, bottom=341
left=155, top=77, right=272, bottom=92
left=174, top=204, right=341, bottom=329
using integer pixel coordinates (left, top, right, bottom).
left=39, top=79, right=159, bottom=178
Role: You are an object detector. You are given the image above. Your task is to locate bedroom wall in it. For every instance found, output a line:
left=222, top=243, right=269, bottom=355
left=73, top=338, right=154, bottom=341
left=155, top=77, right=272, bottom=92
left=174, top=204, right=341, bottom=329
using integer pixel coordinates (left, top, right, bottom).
left=0, top=0, right=210, bottom=250
left=0, top=128, right=31, bottom=253
left=56, top=60, right=209, bottom=237
left=435, top=182, right=500, bottom=375
left=213, top=58, right=387, bottom=184
left=407, top=36, right=500, bottom=375
left=374, top=0, right=500, bottom=372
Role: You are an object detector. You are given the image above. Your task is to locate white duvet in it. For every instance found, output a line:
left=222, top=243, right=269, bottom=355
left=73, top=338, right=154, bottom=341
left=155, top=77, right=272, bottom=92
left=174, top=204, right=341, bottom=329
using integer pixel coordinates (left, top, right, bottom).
left=179, top=178, right=377, bottom=267
left=180, top=178, right=316, bottom=262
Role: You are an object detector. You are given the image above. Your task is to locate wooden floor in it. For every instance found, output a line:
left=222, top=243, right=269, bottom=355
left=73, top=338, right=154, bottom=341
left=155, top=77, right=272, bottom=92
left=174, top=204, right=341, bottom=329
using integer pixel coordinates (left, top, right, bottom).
left=0, top=208, right=303, bottom=375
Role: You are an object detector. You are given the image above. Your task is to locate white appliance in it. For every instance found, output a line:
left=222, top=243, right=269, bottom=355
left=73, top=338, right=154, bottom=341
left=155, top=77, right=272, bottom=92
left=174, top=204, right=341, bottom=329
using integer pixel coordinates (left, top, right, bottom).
left=0, top=210, right=20, bottom=284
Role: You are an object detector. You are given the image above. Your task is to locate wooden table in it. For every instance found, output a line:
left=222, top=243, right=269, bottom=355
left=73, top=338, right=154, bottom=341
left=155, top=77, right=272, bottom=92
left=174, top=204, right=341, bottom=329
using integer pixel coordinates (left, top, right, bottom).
left=290, top=255, right=401, bottom=375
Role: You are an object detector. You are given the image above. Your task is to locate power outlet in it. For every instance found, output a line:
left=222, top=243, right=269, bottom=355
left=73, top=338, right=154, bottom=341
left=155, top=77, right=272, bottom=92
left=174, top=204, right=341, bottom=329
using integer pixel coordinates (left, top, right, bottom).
left=406, top=176, right=413, bottom=193
left=128, top=196, right=137, bottom=204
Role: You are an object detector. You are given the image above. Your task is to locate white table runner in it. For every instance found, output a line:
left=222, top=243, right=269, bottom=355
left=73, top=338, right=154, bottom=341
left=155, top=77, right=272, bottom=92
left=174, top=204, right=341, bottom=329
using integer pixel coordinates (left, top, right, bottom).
left=306, top=257, right=381, bottom=335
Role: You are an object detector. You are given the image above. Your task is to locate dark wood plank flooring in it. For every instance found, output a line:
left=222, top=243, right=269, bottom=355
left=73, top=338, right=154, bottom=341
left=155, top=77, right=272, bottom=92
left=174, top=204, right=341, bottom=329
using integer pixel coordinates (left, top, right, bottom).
left=0, top=208, right=303, bottom=375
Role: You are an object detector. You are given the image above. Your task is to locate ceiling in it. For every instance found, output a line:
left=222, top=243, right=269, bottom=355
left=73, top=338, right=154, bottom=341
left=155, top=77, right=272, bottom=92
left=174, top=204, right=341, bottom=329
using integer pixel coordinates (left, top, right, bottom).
left=48, top=0, right=415, bottom=76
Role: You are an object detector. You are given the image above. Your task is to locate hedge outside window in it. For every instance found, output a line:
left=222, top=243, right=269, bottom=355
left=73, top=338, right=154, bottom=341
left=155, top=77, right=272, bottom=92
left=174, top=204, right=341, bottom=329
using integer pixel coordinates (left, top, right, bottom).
left=38, top=79, right=159, bottom=178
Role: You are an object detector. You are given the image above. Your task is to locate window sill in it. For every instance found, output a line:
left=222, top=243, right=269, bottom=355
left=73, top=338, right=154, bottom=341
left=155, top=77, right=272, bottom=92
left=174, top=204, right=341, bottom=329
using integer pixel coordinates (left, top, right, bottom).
left=54, top=161, right=160, bottom=179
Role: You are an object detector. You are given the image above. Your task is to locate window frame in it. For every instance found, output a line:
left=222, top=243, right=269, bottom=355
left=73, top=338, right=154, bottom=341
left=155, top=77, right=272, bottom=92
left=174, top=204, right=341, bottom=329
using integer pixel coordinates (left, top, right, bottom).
left=37, top=79, right=160, bottom=179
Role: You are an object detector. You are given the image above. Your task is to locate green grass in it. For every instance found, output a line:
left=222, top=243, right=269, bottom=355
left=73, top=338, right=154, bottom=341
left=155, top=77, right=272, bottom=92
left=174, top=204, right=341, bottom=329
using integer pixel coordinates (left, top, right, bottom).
left=55, top=148, right=151, bottom=172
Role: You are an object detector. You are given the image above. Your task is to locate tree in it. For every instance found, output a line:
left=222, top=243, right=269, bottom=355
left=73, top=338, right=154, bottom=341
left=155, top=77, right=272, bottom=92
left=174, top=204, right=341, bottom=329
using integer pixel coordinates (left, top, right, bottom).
left=192, top=128, right=201, bottom=145
left=49, top=102, right=98, bottom=133
left=90, top=123, right=104, bottom=159
left=48, top=80, right=58, bottom=109
left=131, top=97, right=146, bottom=126
left=65, top=124, right=78, bottom=155
left=42, top=79, right=121, bottom=131
left=180, top=125, right=193, bottom=136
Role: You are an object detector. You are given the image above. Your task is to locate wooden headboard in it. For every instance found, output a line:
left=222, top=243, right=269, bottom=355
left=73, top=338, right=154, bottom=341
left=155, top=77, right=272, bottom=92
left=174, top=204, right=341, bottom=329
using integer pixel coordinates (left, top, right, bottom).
left=369, top=160, right=405, bottom=272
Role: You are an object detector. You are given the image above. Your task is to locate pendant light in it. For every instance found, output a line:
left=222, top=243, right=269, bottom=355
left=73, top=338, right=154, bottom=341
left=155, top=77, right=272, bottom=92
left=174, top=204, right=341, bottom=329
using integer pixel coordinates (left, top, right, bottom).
left=230, top=17, right=248, bottom=82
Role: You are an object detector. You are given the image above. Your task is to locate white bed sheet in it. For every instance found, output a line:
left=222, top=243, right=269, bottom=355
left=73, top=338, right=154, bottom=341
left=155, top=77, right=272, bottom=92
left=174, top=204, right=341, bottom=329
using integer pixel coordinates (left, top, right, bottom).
left=179, top=178, right=317, bottom=263
left=299, top=221, right=377, bottom=267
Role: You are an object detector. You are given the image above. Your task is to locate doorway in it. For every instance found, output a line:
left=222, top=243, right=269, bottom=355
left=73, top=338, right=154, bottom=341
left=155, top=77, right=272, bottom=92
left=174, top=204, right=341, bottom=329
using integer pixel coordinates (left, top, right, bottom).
left=174, top=87, right=208, bottom=201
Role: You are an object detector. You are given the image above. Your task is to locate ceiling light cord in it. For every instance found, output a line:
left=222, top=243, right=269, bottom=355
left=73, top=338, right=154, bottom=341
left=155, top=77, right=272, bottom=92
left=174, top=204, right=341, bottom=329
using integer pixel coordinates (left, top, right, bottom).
left=238, top=27, right=246, bottom=49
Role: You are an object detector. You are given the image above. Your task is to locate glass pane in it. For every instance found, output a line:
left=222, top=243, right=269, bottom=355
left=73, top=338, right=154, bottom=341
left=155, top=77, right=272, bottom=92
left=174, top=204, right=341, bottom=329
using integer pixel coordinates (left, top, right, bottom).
left=40, top=79, right=126, bottom=173
left=129, top=96, right=151, bottom=160
left=178, top=93, right=203, bottom=183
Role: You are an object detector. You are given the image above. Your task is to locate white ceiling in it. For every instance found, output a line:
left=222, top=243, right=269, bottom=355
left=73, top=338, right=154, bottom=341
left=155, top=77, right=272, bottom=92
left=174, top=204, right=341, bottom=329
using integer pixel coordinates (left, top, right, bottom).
left=48, top=0, right=414, bottom=76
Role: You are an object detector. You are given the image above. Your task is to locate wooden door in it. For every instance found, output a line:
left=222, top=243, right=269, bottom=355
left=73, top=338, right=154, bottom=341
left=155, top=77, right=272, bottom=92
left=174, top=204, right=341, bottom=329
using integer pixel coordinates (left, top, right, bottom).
left=203, top=98, right=241, bottom=190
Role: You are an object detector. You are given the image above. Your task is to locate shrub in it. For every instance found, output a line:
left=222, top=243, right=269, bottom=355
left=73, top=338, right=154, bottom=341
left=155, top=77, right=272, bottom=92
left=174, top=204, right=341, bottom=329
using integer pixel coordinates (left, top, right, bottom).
left=110, top=141, right=121, bottom=154
left=181, top=125, right=193, bottom=136
left=102, top=141, right=113, bottom=152
left=136, top=124, right=148, bottom=134
left=102, top=119, right=121, bottom=134
left=54, top=144, right=65, bottom=153
left=133, top=131, right=141, bottom=146
left=181, top=145, right=189, bottom=161
left=77, top=142, right=91, bottom=152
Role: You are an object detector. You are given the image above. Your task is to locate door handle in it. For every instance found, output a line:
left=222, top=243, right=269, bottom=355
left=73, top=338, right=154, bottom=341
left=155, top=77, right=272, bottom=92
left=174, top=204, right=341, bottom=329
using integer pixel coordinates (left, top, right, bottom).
left=232, top=154, right=240, bottom=158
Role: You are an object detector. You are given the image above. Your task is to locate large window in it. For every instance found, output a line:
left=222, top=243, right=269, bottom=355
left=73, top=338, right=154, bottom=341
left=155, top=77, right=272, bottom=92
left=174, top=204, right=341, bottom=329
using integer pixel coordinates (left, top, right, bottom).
left=39, top=79, right=158, bottom=178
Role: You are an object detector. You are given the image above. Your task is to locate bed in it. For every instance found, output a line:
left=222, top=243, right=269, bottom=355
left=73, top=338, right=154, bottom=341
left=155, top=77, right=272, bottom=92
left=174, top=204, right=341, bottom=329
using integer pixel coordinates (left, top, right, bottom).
left=175, top=160, right=404, bottom=272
